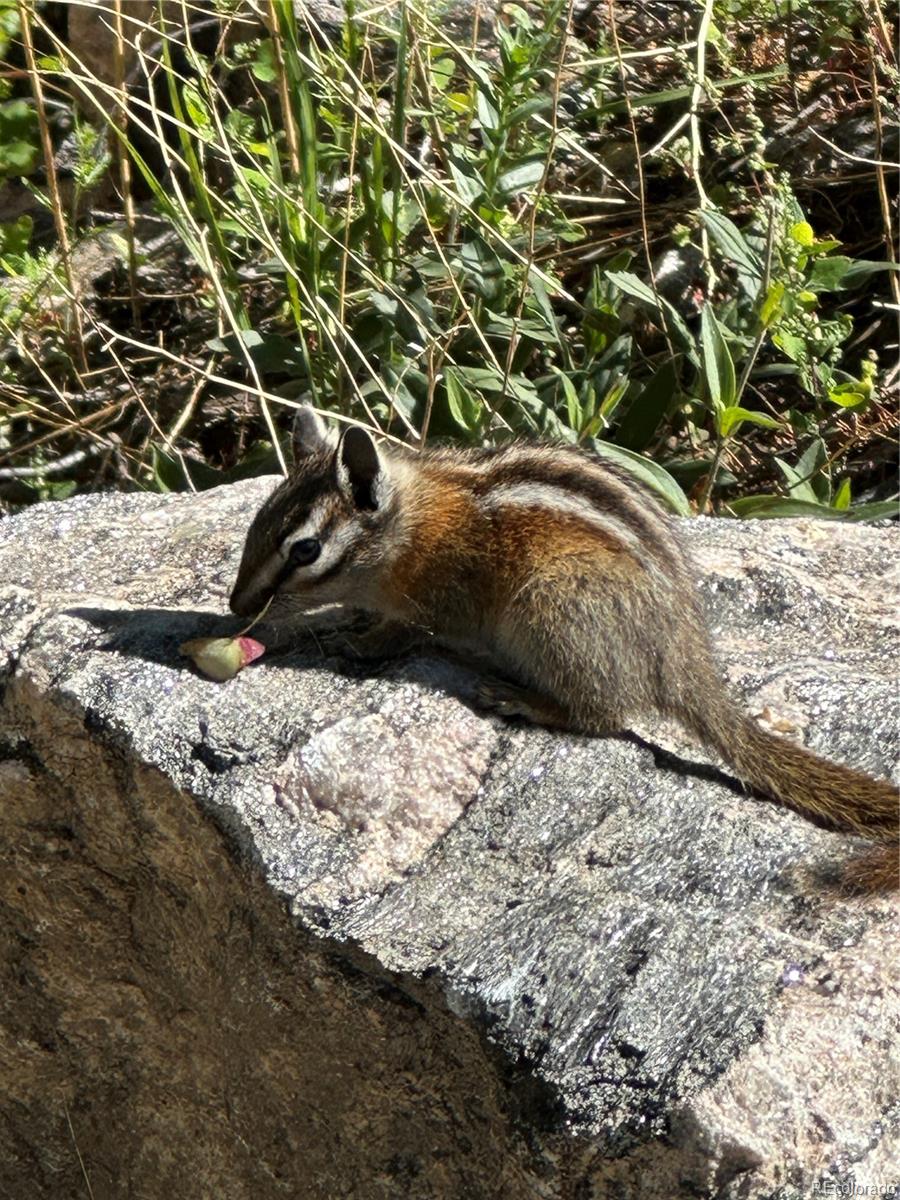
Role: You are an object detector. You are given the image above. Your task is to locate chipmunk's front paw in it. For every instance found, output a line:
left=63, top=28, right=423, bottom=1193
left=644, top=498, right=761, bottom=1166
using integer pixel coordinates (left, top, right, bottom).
left=339, top=619, right=422, bottom=663
left=477, top=679, right=533, bottom=721
left=476, top=678, right=571, bottom=729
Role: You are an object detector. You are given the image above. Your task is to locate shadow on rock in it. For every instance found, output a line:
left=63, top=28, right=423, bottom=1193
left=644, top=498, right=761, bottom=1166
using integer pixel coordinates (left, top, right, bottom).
left=63, top=605, right=480, bottom=696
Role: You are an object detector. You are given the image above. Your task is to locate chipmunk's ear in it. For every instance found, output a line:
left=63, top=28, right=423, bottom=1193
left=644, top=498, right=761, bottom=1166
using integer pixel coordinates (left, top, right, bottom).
left=336, top=425, right=388, bottom=511
left=291, top=405, right=332, bottom=461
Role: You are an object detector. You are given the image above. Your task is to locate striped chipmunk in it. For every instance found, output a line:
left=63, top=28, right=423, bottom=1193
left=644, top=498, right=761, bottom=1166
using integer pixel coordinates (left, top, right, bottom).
left=230, top=406, right=899, bottom=891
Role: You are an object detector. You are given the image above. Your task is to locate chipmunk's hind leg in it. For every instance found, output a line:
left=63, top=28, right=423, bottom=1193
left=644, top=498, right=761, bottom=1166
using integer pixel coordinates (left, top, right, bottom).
left=493, top=561, right=645, bottom=736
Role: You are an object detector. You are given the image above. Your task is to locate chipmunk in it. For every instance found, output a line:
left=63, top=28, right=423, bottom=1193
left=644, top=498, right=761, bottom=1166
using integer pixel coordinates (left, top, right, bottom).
left=230, top=406, right=899, bottom=890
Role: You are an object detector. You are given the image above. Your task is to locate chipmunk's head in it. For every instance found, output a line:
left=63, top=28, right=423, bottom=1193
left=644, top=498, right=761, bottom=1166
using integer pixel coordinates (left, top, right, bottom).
left=229, top=407, right=398, bottom=619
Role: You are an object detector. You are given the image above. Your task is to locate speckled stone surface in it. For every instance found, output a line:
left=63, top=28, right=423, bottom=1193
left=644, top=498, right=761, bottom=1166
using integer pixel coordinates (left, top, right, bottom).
left=0, top=479, right=897, bottom=1200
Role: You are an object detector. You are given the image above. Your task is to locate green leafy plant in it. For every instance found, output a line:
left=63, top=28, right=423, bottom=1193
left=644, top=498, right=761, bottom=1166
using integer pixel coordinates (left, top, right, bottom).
left=0, top=1, right=894, bottom=523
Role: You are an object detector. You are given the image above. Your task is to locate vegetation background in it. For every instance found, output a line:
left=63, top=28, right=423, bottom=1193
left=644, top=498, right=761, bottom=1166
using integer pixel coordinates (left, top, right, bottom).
left=0, top=0, right=897, bottom=521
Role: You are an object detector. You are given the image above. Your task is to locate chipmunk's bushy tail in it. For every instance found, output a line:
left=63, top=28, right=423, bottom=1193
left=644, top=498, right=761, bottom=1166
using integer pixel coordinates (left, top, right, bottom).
left=686, top=702, right=899, bottom=893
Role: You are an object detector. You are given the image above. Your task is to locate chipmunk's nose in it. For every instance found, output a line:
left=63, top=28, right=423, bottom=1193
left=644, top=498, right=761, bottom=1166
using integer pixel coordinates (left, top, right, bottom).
left=229, top=581, right=270, bottom=619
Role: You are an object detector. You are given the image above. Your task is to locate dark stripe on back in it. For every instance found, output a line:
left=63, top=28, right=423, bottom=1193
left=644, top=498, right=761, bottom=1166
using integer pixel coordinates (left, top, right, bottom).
left=462, top=445, right=682, bottom=571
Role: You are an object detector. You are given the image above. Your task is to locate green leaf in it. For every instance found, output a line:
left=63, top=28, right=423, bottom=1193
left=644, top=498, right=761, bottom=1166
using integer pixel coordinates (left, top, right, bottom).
left=430, top=56, right=455, bottom=91
left=837, top=259, right=900, bottom=290
left=759, top=281, right=784, bottom=327
left=508, top=96, right=553, bottom=126
left=456, top=365, right=539, bottom=405
left=182, top=83, right=212, bottom=137
left=614, top=359, right=678, bottom=452
left=726, top=496, right=897, bottom=522
left=795, top=438, right=829, bottom=503
left=774, top=455, right=818, bottom=503
left=598, top=66, right=788, bottom=114
left=206, top=329, right=308, bottom=377
left=476, top=86, right=500, bottom=132
left=550, top=367, right=583, bottom=430
left=605, top=270, right=699, bottom=365
left=588, top=439, right=691, bottom=516
left=772, top=330, right=808, bottom=364
left=251, top=41, right=277, bottom=82
left=526, top=270, right=562, bottom=347
left=604, top=270, right=658, bottom=307
left=0, top=214, right=32, bottom=262
left=385, top=189, right=423, bottom=238
left=700, top=211, right=762, bottom=278
left=149, top=440, right=278, bottom=491
left=445, top=91, right=473, bottom=116
left=832, top=478, right=851, bottom=511
left=447, top=154, right=485, bottom=208
left=150, top=446, right=224, bottom=493
left=827, top=381, right=869, bottom=409
left=445, top=368, right=483, bottom=433
left=700, top=307, right=736, bottom=411
left=845, top=500, right=899, bottom=523
left=0, top=99, right=39, bottom=178
left=718, top=405, right=781, bottom=438
left=378, top=363, right=423, bottom=426
left=581, top=300, right=620, bottom=358
left=598, top=377, right=629, bottom=422
left=790, top=221, right=815, bottom=248
left=455, top=48, right=494, bottom=92
left=23, top=477, right=77, bottom=502
left=484, top=315, right=559, bottom=344
left=494, top=159, right=545, bottom=200
left=458, top=236, right=505, bottom=300
left=503, top=387, right=573, bottom=439
left=666, top=456, right=737, bottom=491
left=807, top=255, right=852, bottom=292
left=224, top=108, right=256, bottom=145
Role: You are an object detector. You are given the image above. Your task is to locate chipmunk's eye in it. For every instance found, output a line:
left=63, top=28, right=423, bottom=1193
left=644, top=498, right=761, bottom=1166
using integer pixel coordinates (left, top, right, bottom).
left=287, top=537, right=321, bottom=567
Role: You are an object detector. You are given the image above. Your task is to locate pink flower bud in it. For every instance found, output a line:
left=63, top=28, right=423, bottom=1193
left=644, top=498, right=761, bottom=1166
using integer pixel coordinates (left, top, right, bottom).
left=179, top=635, right=266, bottom=681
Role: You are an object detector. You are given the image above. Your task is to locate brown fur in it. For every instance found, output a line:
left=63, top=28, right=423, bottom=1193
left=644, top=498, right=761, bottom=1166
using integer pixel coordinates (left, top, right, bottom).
left=231, top=416, right=899, bottom=891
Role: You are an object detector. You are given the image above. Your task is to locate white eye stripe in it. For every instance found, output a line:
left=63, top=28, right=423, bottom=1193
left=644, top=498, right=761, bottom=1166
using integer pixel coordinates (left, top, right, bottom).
left=302, top=522, right=358, bottom=578
left=279, top=500, right=331, bottom=559
left=274, top=520, right=361, bottom=582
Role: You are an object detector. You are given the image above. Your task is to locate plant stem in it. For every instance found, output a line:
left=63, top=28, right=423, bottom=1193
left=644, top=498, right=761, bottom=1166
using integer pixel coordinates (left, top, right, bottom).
left=689, top=0, right=717, bottom=291
left=606, top=0, right=677, bottom=364
left=267, top=0, right=301, bottom=177
left=500, top=0, right=573, bottom=409
left=113, top=0, right=140, bottom=326
left=699, top=202, right=777, bottom=514
left=18, top=1, right=89, bottom=375
left=864, top=9, right=900, bottom=311
left=734, top=203, right=778, bottom=401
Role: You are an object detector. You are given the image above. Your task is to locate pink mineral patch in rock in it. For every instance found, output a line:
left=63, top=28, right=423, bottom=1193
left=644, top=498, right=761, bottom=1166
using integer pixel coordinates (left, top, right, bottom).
left=275, top=691, right=497, bottom=898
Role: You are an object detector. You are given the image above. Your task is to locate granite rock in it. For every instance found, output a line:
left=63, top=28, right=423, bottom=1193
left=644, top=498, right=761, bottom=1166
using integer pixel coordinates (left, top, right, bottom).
left=0, top=478, right=897, bottom=1199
